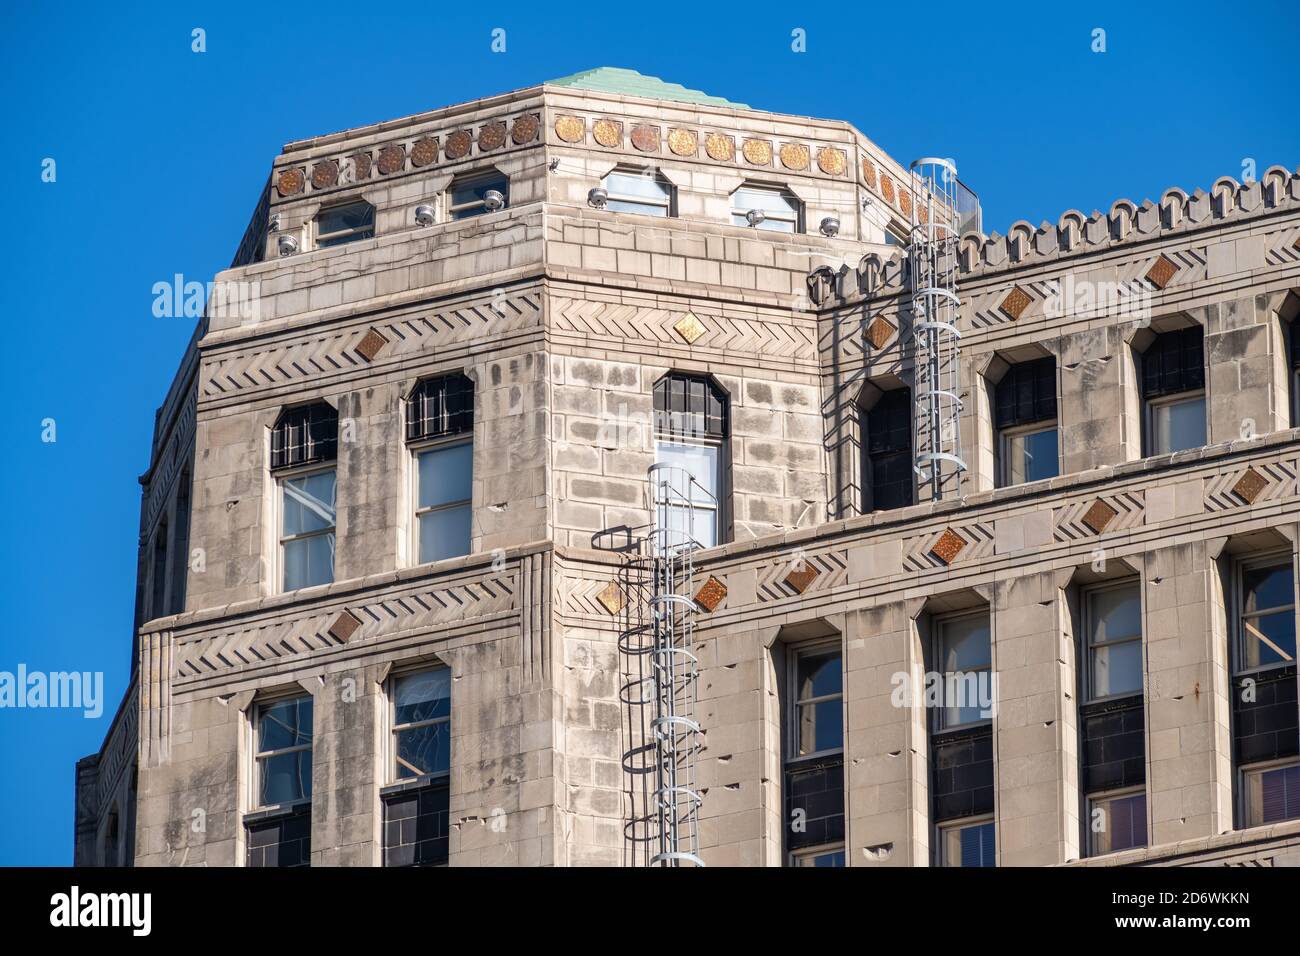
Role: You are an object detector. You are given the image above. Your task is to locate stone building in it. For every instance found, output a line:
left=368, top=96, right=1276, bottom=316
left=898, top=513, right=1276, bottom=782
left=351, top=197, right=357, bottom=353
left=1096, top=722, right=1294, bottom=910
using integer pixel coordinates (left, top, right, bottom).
left=74, top=67, right=1300, bottom=867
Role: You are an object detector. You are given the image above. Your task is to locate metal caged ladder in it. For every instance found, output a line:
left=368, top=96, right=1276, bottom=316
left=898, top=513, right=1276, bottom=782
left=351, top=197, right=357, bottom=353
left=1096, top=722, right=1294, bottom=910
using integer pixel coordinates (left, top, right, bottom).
left=908, top=157, right=967, bottom=501
left=619, top=463, right=709, bottom=867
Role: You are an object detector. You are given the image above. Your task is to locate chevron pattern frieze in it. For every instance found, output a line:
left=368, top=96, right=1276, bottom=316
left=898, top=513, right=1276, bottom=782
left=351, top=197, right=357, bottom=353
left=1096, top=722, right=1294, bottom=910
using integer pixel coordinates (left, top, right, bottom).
left=1054, top=492, right=1144, bottom=541
left=1206, top=460, right=1296, bottom=511
left=757, top=549, right=847, bottom=601
left=902, top=523, right=994, bottom=572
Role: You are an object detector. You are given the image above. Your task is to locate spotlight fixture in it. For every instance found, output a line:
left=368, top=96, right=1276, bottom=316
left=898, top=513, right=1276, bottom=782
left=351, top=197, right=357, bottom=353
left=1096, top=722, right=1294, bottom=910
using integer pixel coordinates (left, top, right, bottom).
left=277, top=235, right=299, bottom=257
left=414, top=204, right=435, bottom=227
left=588, top=187, right=608, bottom=209
left=268, top=214, right=281, bottom=232
left=819, top=215, right=841, bottom=237
left=745, top=208, right=765, bottom=228
left=483, top=189, right=505, bottom=212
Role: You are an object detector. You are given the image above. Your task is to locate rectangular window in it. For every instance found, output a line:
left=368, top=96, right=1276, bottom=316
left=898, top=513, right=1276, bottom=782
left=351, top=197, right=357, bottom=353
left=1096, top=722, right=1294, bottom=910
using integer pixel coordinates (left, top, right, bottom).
left=1243, top=761, right=1300, bottom=827
left=1087, top=789, right=1147, bottom=856
left=1147, top=393, right=1207, bottom=455
left=315, top=201, right=375, bottom=248
left=1236, top=559, right=1297, bottom=672
left=603, top=169, right=672, bottom=216
left=392, top=668, right=451, bottom=781
left=999, top=423, right=1059, bottom=485
left=731, top=185, right=800, bottom=233
left=1085, top=582, right=1143, bottom=701
left=934, top=613, right=992, bottom=730
left=995, top=357, right=1058, bottom=486
left=654, top=440, right=720, bottom=549
left=791, top=845, right=846, bottom=867
left=254, top=696, right=313, bottom=808
left=280, top=469, right=336, bottom=590
left=1142, top=326, right=1205, bottom=455
left=864, top=388, right=912, bottom=511
left=449, top=172, right=508, bottom=220
left=415, top=441, right=472, bottom=563
left=938, top=817, right=995, bottom=867
left=790, top=646, right=844, bottom=758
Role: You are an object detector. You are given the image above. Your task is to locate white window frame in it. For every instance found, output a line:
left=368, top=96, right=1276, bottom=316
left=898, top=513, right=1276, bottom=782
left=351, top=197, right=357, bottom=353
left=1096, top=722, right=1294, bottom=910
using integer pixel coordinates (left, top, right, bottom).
left=931, top=610, right=993, bottom=732
left=388, top=665, right=452, bottom=785
left=314, top=199, right=375, bottom=248
left=277, top=463, right=337, bottom=593
left=1240, top=757, right=1300, bottom=829
left=602, top=166, right=673, bottom=217
left=936, top=814, right=995, bottom=867
left=652, top=434, right=723, bottom=549
left=785, top=641, right=844, bottom=762
left=251, top=692, right=314, bottom=812
left=1085, top=786, right=1147, bottom=857
left=997, top=420, right=1059, bottom=488
left=1143, top=389, right=1206, bottom=456
left=410, top=435, right=473, bottom=566
left=1082, top=579, right=1144, bottom=703
left=447, top=170, right=509, bottom=220
left=1232, top=553, right=1296, bottom=678
left=730, top=183, right=802, bottom=233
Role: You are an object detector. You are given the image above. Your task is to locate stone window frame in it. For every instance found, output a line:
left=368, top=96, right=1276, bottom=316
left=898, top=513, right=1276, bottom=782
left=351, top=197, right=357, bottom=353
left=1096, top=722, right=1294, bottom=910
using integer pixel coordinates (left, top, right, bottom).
left=385, top=662, right=453, bottom=785
left=600, top=163, right=676, bottom=218
left=249, top=691, right=315, bottom=813
left=1131, top=318, right=1207, bottom=457
left=312, top=196, right=376, bottom=250
left=1081, top=578, right=1144, bottom=704
left=975, top=347, right=1060, bottom=491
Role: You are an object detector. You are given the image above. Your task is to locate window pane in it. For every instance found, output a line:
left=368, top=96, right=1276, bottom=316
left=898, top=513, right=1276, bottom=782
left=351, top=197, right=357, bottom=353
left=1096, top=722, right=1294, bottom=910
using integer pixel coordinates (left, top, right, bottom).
left=605, top=172, right=669, bottom=201
left=733, top=188, right=797, bottom=216
left=1247, top=764, right=1300, bottom=826
left=942, top=821, right=994, bottom=867
left=796, top=650, right=842, bottom=701
left=940, top=616, right=990, bottom=671
left=1005, top=426, right=1058, bottom=484
left=1089, top=585, right=1142, bottom=643
left=1091, top=640, right=1143, bottom=698
left=795, top=848, right=845, bottom=867
left=283, top=533, right=335, bottom=590
left=1243, top=564, right=1293, bottom=614
left=396, top=722, right=451, bottom=779
left=259, top=750, right=312, bottom=805
left=1152, top=396, right=1206, bottom=454
left=317, top=203, right=374, bottom=235
left=797, top=699, right=843, bottom=755
left=282, top=471, right=336, bottom=536
left=608, top=197, right=668, bottom=216
left=258, top=697, right=313, bottom=752
left=1240, top=610, right=1297, bottom=669
left=394, top=670, right=451, bottom=726
left=418, top=444, right=473, bottom=510
left=654, top=441, right=719, bottom=502
left=1090, top=792, right=1147, bottom=855
left=419, top=504, right=472, bottom=563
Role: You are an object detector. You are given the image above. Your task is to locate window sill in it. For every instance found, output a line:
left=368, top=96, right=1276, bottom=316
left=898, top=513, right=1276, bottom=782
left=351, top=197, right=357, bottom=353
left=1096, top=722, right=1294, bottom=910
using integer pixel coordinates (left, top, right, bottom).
left=243, top=800, right=311, bottom=825
left=380, top=773, right=449, bottom=798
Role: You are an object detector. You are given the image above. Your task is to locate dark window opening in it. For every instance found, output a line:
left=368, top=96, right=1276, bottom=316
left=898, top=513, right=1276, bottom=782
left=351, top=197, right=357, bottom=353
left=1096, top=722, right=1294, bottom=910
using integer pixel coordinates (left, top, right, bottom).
left=271, top=403, right=338, bottom=471
left=406, top=374, right=475, bottom=443
left=316, top=200, right=375, bottom=248
left=864, top=388, right=913, bottom=511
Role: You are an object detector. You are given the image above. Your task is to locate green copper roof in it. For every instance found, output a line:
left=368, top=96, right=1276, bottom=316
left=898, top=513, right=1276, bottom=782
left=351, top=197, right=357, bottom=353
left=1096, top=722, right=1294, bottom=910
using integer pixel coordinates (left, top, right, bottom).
left=546, top=67, right=750, bottom=109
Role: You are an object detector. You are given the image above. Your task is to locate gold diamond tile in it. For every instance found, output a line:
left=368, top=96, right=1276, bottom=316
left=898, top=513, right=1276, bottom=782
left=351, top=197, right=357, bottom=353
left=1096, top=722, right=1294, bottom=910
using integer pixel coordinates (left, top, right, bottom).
left=866, top=316, right=896, bottom=349
left=999, top=286, right=1032, bottom=321
left=674, top=313, right=706, bottom=345
left=693, top=576, right=727, bottom=613
left=1233, top=467, right=1268, bottom=504
left=784, top=563, right=820, bottom=594
left=1081, top=499, right=1118, bottom=534
left=929, top=529, right=965, bottom=565
left=328, top=611, right=362, bottom=643
left=596, top=581, right=625, bottom=615
left=355, top=327, right=387, bottom=362
left=1146, top=254, right=1179, bottom=289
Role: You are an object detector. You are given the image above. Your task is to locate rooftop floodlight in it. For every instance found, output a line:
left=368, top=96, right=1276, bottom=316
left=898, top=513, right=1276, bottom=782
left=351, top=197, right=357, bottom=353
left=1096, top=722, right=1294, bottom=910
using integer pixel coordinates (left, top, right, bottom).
left=414, top=204, right=435, bottom=226
left=483, top=189, right=505, bottom=212
left=588, top=187, right=609, bottom=209
left=745, top=208, right=765, bottom=228
left=820, top=215, right=841, bottom=237
left=277, top=234, right=299, bottom=257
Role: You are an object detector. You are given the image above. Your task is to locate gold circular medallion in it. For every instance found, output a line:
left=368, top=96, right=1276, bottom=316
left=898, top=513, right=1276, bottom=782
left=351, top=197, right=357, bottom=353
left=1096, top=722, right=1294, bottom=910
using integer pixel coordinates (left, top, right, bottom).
left=779, top=143, right=809, bottom=171
left=478, top=122, right=506, bottom=151
left=630, top=124, right=659, bottom=152
left=555, top=115, right=584, bottom=143
left=276, top=167, right=304, bottom=197
left=593, top=119, right=621, bottom=148
left=705, top=133, right=734, bottom=162
left=816, top=147, right=846, bottom=176
left=511, top=114, right=539, bottom=144
left=861, top=158, right=877, bottom=189
left=310, top=160, right=338, bottom=190
left=444, top=130, right=472, bottom=160
left=667, top=128, right=697, bottom=157
left=410, top=137, right=439, bottom=167
left=880, top=173, right=895, bottom=203
left=350, top=152, right=372, bottom=181
left=376, top=145, right=405, bottom=175
left=742, top=139, right=772, bottom=165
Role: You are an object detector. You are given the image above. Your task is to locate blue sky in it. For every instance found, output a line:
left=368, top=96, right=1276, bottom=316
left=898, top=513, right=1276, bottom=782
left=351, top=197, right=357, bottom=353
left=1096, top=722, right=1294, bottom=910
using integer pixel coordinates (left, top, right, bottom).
left=1, top=0, right=1296, bottom=865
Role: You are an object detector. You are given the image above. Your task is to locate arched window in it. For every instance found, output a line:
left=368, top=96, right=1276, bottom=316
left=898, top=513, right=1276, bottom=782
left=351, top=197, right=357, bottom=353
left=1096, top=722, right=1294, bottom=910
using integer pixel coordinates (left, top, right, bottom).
left=652, top=373, right=728, bottom=548
left=406, top=375, right=475, bottom=563
left=272, top=403, right=338, bottom=591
